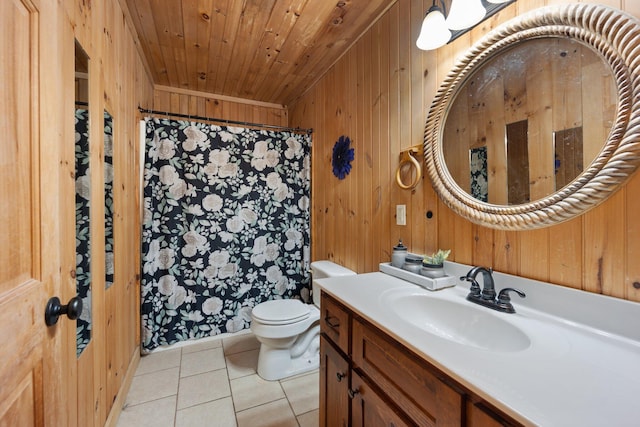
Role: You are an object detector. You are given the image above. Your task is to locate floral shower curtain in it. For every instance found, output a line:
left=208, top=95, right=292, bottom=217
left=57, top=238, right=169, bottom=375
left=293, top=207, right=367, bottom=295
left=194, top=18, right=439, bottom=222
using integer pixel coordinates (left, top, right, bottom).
left=141, top=117, right=311, bottom=352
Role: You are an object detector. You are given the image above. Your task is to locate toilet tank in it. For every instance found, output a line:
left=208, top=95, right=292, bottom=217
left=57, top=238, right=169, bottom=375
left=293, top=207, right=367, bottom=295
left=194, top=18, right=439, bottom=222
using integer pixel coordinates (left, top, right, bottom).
left=310, top=261, right=356, bottom=307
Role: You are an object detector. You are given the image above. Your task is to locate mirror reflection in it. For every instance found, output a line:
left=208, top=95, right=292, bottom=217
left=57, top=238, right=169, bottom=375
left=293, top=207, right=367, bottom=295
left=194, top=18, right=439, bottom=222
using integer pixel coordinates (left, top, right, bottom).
left=75, top=40, right=91, bottom=356
left=443, top=37, right=616, bottom=205
left=104, top=110, right=114, bottom=289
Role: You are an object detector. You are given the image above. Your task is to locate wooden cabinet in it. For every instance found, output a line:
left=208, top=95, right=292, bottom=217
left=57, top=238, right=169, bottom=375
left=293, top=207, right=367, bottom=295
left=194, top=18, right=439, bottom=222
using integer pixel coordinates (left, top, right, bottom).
left=321, top=333, right=413, bottom=427
left=320, top=290, right=351, bottom=353
left=466, top=401, right=520, bottom=427
left=350, top=370, right=413, bottom=427
left=320, top=335, right=350, bottom=427
left=319, top=291, right=522, bottom=427
left=352, top=318, right=462, bottom=426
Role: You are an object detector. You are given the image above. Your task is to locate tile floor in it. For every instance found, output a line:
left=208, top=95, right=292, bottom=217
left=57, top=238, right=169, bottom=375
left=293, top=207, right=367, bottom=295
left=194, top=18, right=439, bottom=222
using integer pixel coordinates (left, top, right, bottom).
left=116, top=331, right=319, bottom=427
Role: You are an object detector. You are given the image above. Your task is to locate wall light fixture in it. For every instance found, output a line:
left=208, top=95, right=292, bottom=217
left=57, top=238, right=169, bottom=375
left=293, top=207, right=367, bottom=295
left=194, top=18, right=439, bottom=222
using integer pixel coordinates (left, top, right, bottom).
left=416, top=0, right=517, bottom=51
left=416, top=1, right=450, bottom=50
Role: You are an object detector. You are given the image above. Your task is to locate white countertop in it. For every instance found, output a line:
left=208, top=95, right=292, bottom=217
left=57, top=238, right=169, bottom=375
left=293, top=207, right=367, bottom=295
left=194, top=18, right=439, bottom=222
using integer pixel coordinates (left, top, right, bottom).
left=315, top=262, right=640, bottom=427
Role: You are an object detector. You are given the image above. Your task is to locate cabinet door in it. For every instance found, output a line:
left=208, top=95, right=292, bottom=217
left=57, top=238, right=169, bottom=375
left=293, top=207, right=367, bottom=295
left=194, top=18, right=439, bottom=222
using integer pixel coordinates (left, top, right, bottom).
left=351, top=370, right=413, bottom=427
left=321, top=292, right=351, bottom=354
left=320, top=335, right=350, bottom=427
left=467, top=401, right=521, bottom=427
left=353, top=319, right=462, bottom=426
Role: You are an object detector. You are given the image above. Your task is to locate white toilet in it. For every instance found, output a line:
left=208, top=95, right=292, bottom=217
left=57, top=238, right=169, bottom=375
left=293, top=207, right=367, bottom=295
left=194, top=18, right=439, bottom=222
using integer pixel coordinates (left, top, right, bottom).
left=250, top=261, right=356, bottom=381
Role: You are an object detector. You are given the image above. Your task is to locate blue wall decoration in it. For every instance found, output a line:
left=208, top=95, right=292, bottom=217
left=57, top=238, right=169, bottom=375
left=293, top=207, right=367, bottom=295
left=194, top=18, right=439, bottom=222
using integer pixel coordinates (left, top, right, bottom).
left=332, top=135, right=354, bottom=179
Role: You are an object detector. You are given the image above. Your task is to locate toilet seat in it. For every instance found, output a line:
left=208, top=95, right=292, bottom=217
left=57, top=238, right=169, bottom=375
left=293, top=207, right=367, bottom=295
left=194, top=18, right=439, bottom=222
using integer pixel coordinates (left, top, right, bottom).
left=252, top=299, right=311, bottom=325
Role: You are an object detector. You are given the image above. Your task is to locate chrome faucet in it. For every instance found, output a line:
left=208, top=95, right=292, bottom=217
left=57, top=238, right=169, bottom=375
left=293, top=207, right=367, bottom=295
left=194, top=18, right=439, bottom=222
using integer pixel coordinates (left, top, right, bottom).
left=460, top=266, right=526, bottom=313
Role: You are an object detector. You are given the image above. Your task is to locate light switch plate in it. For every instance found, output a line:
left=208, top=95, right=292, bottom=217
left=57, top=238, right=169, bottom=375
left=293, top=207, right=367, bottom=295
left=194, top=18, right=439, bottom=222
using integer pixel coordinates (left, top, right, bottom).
left=396, top=205, right=406, bottom=226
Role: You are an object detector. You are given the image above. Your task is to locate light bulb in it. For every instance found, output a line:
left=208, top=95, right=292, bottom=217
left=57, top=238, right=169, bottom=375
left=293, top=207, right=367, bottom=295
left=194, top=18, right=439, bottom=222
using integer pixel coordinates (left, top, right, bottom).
left=446, top=0, right=486, bottom=31
left=416, top=6, right=451, bottom=50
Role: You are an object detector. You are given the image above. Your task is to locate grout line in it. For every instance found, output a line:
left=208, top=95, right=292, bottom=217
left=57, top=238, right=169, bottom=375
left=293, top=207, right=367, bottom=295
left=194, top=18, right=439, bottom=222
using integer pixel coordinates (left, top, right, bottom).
left=120, top=394, right=178, bottom=410
left=181, top=343, right=224, bottom=356
left=172, top=395, right=234, bottom=412
left=134, top=365, right=181, bottom=378
left=179, top=365, right=228, bottom=380
left=172, top=348, right=182, bottom=427
left=225, top=355, right=241, bottom=427
left=296, top=408, right=319, bottom=417
left=283, top=390, right=302, bottom=427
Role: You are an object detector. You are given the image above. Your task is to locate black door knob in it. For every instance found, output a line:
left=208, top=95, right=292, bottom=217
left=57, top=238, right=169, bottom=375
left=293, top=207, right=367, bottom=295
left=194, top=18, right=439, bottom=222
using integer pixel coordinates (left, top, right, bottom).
left=44, top=296, right=83, bottom=326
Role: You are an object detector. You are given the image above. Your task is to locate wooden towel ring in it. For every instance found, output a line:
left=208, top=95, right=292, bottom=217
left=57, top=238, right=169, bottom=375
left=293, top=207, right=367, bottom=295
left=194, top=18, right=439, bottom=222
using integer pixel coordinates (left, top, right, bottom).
left=396, top=145, right=422, bottom=190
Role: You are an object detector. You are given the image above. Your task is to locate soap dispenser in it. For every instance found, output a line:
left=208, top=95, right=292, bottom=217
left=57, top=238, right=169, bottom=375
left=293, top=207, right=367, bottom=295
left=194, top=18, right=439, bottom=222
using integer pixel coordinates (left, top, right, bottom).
left=391, top=239, right=408, bottom=268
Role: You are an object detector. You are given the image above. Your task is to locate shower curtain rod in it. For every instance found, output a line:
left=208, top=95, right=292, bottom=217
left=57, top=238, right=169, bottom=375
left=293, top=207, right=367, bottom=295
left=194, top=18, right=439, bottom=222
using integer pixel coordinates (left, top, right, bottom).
left=138, top=107, right=313, bottom=135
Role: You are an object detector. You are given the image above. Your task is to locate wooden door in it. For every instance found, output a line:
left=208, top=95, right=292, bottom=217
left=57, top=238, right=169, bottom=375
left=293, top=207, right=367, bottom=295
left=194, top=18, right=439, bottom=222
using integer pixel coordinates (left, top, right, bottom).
left=0, top=0, right=75, bottom=425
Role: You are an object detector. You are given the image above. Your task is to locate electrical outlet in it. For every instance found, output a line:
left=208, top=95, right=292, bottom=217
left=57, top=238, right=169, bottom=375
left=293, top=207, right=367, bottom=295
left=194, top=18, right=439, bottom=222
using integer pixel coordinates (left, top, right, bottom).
left=396, top=205, right=406, bottom=226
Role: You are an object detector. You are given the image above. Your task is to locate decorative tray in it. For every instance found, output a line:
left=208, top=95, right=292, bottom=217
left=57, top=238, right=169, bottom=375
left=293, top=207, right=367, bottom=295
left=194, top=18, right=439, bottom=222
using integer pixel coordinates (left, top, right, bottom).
left=379, top=262, right=458, bottom=291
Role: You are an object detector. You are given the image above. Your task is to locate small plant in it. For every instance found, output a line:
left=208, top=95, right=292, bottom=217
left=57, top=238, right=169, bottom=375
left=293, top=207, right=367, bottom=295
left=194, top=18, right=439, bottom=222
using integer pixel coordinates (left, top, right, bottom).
left=424, top=249, right=451, bottom=266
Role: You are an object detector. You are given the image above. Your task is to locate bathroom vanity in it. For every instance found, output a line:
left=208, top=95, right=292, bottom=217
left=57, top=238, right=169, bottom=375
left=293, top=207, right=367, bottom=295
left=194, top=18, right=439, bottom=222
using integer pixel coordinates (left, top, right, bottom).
left=316, top=262, right=640, bottom=426
left=320, top=292, right=512, bottom=426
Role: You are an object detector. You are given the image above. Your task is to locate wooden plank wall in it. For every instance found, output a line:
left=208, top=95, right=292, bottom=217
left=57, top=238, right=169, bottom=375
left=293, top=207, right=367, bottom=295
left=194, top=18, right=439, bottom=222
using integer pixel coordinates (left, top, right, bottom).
left=62, top=0, right=154, bottom=425
left=152, top=86, right=289, bottom=127
left=288, top=0, right=640, bottom=303
left=64, top=5, right=288, bottom=425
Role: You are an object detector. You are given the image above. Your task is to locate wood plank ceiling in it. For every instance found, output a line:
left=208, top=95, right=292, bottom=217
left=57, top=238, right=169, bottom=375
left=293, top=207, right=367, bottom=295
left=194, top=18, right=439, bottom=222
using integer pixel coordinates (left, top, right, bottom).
left=125, top=0, right=398, bottom=106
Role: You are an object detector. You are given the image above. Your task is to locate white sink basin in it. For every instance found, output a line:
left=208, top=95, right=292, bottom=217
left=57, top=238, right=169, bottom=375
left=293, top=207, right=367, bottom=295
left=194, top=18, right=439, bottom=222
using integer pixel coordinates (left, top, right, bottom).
left=388, top=292, right=531, bottom=352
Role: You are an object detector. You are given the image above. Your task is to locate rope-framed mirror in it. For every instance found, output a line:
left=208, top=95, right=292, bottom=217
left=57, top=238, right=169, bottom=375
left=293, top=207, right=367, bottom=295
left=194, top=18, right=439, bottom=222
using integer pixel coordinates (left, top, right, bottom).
left=424, top=3, right=640, bottom=230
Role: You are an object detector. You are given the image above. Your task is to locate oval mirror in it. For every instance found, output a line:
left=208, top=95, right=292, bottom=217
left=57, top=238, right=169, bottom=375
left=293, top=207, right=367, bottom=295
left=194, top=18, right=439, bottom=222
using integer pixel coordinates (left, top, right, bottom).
left=424, top=4, right=640, bottom=230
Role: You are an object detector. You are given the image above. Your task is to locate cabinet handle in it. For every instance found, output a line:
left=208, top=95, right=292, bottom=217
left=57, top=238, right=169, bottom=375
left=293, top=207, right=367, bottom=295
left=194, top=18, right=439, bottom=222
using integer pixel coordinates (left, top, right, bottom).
left=336, top=372, right=345, bottom=382
left=348, top=388, right=360, bottom=399
left=325, top=315, right=340, bottom=328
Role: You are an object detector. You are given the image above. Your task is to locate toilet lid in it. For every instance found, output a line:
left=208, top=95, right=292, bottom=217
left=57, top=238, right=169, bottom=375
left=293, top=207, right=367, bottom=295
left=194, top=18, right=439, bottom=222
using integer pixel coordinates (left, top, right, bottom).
left=252, top=299, right=311, bottom=325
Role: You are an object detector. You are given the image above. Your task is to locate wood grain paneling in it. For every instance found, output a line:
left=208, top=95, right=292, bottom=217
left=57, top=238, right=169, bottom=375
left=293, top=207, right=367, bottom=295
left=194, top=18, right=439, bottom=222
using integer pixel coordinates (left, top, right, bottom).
left=123, top=0, right=397, bottom=106
left=62, top=0, right=155, bottom=425
left=289, top=0, right=640, bottom=304
left=152, top=86, right=289, bottom=127
left=0, top=0, right=147, bottom=424
left=0, top=4, right=50, bottom=426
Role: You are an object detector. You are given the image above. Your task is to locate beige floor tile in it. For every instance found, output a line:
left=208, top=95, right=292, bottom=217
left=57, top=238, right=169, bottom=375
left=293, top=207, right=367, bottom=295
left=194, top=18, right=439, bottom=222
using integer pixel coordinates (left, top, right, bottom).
left=135, top=348, right=182, bottom=376
left=297, top=409, right=319, bottom=427
left=181, top=337, right=223, bottom=354
left=123, top=331, right=321, bottom=426
left=181, top=347, right=226, bottom=377
left=177, top=368, right=231, bottom=409
left=236, top=398, right=298, bottom=427
left=225, top=349, right=258, bottom=379
left=175, top=396, right=237, bottom=427
left=117, top=396, right=176, bottom=427
left=230, top=373, right=285, bottom=411
left=282, top=369, right=319, bottom=382
left=223, top=332, right=260, bottom=355
left=280, top=371, right=319, bottom=415
left=125, top=367, right=180, bottom=407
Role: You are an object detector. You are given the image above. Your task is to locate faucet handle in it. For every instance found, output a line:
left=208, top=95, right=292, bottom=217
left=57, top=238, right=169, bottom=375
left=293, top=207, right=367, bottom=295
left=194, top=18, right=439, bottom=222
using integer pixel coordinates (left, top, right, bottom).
left=460, top=276, right=481, bottom=298
left=496, top=288, right=526, bottom=313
